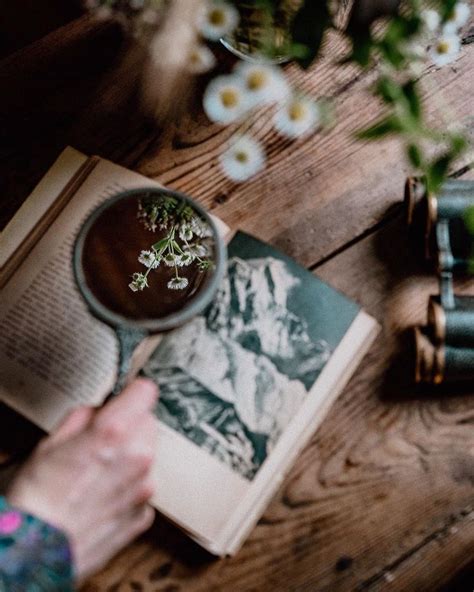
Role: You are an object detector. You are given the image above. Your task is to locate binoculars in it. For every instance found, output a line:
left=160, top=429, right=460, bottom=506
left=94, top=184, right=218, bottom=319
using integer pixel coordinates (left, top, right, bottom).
left=405, top=177, right=474, bottom=384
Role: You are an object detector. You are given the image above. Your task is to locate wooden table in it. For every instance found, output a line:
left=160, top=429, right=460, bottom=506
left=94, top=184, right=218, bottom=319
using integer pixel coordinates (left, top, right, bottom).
left=1, top=8, right=473, bottom=592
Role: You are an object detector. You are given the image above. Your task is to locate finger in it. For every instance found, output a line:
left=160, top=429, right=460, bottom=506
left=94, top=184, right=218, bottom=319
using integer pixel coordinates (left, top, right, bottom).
left=46, top=407, right=95, bottom=447
left=94, top=379, right=158, bottom=440
left=113, top=478, right=156, bottom=517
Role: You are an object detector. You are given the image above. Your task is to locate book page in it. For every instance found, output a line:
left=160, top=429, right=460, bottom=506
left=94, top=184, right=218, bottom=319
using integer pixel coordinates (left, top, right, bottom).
left=141, top=232, right=379, bottom=555
left=0, top=157, right=162, bottom=430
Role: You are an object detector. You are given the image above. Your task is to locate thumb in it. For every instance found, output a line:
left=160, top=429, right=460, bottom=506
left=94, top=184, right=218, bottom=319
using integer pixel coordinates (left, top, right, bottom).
left=45, top=407, right=95, bottom=447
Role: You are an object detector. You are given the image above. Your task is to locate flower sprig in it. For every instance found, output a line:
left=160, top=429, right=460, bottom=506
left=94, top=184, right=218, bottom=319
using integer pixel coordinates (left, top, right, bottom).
left=346, top=0, right=470, bottom=194
left=129, top=195, right=214, bottom=292
left=85, top=0, right=471, bottom=193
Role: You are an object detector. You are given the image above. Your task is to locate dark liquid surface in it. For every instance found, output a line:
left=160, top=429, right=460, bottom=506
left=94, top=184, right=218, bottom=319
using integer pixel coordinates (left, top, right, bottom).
left=82, top=196, right=214, bottom=320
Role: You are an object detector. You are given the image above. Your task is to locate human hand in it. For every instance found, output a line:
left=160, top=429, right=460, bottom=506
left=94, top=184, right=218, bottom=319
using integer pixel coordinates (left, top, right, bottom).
left=7, top=378, right=159, bottom=581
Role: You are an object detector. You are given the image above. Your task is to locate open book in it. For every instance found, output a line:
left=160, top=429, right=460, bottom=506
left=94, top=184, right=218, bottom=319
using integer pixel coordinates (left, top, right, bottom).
left=0, top=147, right=379, bottom=556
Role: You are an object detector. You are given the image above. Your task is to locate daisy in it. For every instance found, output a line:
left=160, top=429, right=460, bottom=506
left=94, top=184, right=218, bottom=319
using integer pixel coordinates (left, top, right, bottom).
left=274, top=97, right=321, bottom=139
left=233, top=62, right=290, bottom=107
left=443, top=2, right=470, bottom=33
left=185, top=243, right=210, bottom=258
left=203, top=75, right=250, bottom=124
left=187, top=44, right=217, bottom=74
left=219, top=135, right=266, bottom=182
left=177, top=253, right=194, bottom=267
left=168, top=277, right=189, bottom=290
left=138, top=250, right=160, bottom=269
left=179, top=224, right=194, bottom=241
left=420, top=9, right=441, bottom=33
left=163, top=253, right=179, bottom=267
left=129, top=272, right=148, bottom=292
left=429, top=33, right=461, bottom=66
left=199, top=1, right=240, bottom=42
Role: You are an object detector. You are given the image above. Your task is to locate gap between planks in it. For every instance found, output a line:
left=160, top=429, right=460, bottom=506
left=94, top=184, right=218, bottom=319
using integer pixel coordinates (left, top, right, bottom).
left=308, top=162, right=474, bottom=272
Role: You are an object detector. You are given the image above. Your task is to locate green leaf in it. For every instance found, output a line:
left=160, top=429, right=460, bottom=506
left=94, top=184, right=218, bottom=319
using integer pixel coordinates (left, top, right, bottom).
left=348, top=33, right=373, bottom=67
left=407, top=144, right=423, bottom=168
left=152, top=238, right=168, bottom=252
left=426, top=154, right=452, bottom=193
left=402, top=80, right=421, bottom=119
left=291, top=0, right=331, bottom=69
left=464, top=207, right=474, bottom=235
left=438, top=0, right=457, bottom=21
left=450, top=133, right=468, bottom=155
left=356, top=115, right=402, bottom=139
left=378, top=39, right=405, bottom=68
left=377, top=76, right=402, bottom=103
left=289, top=43, right=310, bottom=60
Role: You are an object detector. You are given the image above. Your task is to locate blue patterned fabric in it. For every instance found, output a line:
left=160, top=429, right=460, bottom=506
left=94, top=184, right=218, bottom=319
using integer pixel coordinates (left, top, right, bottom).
left=0, top=497, right=74, bottom=591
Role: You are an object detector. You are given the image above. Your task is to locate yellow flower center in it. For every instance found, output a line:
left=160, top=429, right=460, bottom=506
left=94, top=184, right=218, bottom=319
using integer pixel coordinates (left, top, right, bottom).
left=235, top=150, right=249, bottom=163
left=288, top=102, right=307, bottom=121
left=437, top=40, right=450, bottom=54
left=247, top=70, right=268, bottom=91
left=220, top=88, right=239, bottom=108
left=209, top=8, right=226, bottom=26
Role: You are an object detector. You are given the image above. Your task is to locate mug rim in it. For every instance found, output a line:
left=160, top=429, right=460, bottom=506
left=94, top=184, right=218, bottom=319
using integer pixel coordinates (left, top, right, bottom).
left=73, top=186, right=227, bottom=333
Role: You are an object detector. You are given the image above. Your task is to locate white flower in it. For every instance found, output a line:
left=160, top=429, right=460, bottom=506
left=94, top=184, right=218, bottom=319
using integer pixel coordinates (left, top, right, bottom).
left=219, top=135, right=266, bottom=182
left=138, top=250, right=160, bottom=269
left=443, top=2, right=470, bottom=33
left=429, top=33, right=461, bottom=66
left=403, top=40, right=428, bottom=62
left=274, top=97, right=321, bottom=139
left=233, top=62, right=290, bottom=107
left=185, top=243, right=210, bottom=258
left=179, top=224, right=194, bottom=241
left=420, top=9, right=441, bottom=32
left=187, top=44, right=217, bottom=74
left=203, top=75, right=250, bottom=124
left=163, top=253, right=179, bottom=267
left=177, top=253, right=194, bottom=266
left=129, top=272, right=148, bottom=292
left=199, top=1, right=240, bottom=41
left=167, top=277, right=189, bottom=290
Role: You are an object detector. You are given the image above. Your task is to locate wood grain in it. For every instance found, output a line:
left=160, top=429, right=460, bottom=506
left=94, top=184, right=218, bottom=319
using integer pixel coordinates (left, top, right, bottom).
left=0, top=10, right=473, bottom=592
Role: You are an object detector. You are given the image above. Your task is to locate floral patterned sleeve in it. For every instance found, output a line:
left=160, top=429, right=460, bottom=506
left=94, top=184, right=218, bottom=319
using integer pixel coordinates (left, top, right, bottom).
left=0, top=497, right=74, bottom=591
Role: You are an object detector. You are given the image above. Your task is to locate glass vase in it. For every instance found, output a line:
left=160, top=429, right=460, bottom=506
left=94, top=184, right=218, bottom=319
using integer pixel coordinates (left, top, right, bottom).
left=221, top=0, right=302, bottom=64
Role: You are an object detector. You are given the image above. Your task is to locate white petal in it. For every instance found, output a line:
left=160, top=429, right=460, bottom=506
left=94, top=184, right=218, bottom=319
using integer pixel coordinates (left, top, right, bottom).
left=219, top=135, right=266, bottom=182
left=187, top=44, right=217, bottom=74
left=420, top=9, right=440, bottom=32
left=233, top=62, right=290, bottom=106
left=199, top=1, right=240, bottom=41
left=429, top=33, right=461, bottom=66
left=203, top=75, right=250, bottom=124
left=274, top=98, right=320, bottom=139
left=444, top=2, right=470, bottom=32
